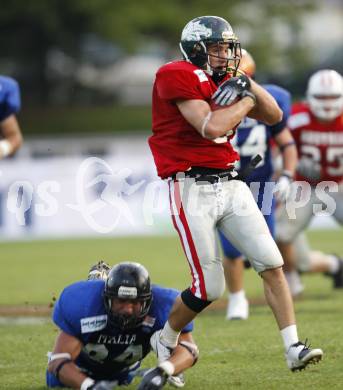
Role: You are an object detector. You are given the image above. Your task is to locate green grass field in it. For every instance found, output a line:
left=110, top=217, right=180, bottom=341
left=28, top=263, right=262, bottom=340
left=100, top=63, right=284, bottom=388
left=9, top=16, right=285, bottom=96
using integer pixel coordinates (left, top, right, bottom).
left=0, top=230, right=342, bottom=389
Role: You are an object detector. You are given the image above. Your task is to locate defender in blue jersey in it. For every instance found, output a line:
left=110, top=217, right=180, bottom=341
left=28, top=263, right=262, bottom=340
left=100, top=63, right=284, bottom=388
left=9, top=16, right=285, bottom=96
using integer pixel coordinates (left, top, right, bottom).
left=0, top=76, right=23, bottom=159
left=219, top=50, right=298, bottom=320
left=47, top=262, right=198, bottom=390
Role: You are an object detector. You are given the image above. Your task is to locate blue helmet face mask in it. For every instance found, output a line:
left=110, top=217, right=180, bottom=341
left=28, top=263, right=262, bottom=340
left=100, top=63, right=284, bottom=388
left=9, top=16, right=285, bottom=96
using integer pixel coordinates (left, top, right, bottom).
left=103, top=262, right=152, bottom=330
left=179, top=16, right=241, bottom=80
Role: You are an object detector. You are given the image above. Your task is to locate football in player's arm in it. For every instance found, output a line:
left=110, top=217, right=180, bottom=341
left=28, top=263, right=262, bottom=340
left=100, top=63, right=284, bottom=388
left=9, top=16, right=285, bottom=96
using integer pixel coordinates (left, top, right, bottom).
left=47, top=262, right=198, bottom=390
left=0, top=76, right=23, bottom=159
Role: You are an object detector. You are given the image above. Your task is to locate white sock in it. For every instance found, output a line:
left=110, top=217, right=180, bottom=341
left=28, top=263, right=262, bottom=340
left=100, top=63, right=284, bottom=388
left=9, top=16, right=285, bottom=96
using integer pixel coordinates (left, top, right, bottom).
left=327, top=255, right=340, bottom=274
left=280, top=324, right=299, bottom=351
left=160, top=321, right=180, bottom=348
left=229, top=290, right=246, bottom=301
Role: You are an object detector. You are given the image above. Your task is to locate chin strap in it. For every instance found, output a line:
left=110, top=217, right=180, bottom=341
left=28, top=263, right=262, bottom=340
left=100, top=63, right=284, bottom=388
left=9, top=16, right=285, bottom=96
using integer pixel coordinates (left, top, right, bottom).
left=211, top=71, right=226, bottom=85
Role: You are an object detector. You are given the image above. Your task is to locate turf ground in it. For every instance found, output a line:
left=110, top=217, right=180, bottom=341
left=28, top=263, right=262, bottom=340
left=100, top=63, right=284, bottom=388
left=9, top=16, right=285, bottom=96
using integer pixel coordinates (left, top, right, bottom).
left=0, top=229, right=342, bottom=389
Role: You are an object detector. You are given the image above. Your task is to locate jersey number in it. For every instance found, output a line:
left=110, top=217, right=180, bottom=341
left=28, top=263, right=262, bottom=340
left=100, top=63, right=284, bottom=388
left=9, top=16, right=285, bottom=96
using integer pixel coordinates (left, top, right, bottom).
left=301, top=145, right=343, bottom=176
left=84, top=343, right=143, bottom=365
left=232, top=125, right=267, bottom=169
left=113, top=344, right=144, bottom=365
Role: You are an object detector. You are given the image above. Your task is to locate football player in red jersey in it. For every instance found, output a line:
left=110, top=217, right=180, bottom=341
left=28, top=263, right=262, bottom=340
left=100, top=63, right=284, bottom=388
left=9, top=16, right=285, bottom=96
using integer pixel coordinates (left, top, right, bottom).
left=149, top=16, right=322, bottom=375
left=276, top=69, right=343, bottom=294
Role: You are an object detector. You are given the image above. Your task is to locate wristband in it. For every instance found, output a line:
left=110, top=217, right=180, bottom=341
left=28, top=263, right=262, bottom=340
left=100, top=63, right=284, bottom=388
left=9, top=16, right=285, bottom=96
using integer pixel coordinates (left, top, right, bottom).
left=279, top=141, right=295, bottom=152
left=80, top=377, right=95, bottom=390
left=49, top=352, right=72, bottom=362
left=0, top=140, right=12, bottom=158
left=281, top=170, right=294, bottom=179
left=241, top=90, right=256, bottom=105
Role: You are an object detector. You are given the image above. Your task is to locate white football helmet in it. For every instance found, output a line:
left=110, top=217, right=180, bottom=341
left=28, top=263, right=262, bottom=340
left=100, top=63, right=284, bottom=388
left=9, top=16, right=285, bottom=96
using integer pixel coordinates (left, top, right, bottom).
left=306, top=69, right=343, bottom=121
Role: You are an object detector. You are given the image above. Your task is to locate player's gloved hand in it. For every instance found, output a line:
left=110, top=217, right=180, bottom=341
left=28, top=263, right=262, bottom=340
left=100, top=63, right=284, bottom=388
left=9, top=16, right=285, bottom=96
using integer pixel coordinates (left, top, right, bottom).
left=274, top=172, right=293, bottom=202
left=297, top=157, right=321, bottom=181
left=137, top=367, right=168, bottom=390
left=88, top=380, right=118, bottom=390
left=212, top=75, right=255, bottom=106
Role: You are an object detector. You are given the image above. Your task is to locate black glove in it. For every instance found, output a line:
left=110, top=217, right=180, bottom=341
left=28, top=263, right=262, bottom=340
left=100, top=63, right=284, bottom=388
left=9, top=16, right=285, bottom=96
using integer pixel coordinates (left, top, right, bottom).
left=88, top=380, right=118, bottom=390
left=212, top=75, right=254, bottom=106
left=137, top=367, right=168, bottom=390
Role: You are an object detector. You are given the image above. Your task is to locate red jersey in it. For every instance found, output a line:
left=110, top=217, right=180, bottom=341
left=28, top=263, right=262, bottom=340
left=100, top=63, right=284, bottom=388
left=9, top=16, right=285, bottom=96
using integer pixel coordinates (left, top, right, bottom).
left=149, top=60, right=239, bottom=178
left=288, top=102, right=343, bottom=185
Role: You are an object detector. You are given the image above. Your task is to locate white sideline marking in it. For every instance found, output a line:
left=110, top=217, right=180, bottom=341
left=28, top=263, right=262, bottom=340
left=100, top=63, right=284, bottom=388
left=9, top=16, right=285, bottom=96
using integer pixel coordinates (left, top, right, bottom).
left=0, top=316, right=49, bottom=325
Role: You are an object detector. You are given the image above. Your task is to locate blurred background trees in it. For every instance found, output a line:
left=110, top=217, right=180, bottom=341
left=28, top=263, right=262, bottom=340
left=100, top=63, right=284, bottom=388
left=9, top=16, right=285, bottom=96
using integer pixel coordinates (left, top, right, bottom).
left=0, top=0, right=342, bottom=134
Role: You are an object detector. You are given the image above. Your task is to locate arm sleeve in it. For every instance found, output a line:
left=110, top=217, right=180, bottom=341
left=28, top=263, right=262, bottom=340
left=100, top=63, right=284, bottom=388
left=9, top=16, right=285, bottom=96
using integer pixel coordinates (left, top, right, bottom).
left=0, top=76, right=21, bottom=121
left=156, top=69, right=204, bottom=102
left=264, top=85, right=291, bottom=137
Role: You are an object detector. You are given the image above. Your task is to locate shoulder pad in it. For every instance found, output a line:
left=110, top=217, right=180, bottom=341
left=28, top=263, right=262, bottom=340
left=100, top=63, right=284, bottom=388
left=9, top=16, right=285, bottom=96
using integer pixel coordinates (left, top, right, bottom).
left=193, top=68, right=209, bottom=83
left=288, top=112, right=311, bottom=130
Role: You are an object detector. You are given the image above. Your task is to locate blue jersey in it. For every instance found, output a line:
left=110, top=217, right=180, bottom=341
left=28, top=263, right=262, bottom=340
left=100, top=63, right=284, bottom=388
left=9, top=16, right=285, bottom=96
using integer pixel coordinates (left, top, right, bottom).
left=0, top=76, right=21, bottom=122
left=52, top=280, right=192, bottom=381
left=232, top=84, right=291, bottom=183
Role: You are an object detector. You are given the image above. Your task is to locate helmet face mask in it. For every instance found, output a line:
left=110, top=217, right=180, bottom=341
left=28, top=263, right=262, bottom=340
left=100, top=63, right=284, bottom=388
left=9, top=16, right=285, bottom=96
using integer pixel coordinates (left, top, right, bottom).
left=103, top=262, right=152, bottom=330
left=179, top=16, right=241, bottom=78
left=306, top=69, right=343, bottom=122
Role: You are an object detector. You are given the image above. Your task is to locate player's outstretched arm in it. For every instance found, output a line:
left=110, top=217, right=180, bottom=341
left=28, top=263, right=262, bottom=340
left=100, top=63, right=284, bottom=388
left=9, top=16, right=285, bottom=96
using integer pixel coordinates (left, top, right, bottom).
left=274, top=128, right=298, bottom=178
left=0, top=114, right=23, bottom=159
left=169, top=332, right=198, bottom=374
left=48, top=331, right=117, bottom=390
left=48, top=331, right=87, bottom=389
left=273, top=128, right=298, bottom=202
left=247, top=79, right=283, bottom=125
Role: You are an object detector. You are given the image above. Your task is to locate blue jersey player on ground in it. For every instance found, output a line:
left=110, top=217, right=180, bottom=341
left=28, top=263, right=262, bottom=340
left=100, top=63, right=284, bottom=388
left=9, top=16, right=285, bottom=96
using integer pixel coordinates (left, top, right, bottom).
left=47, top=262, right=198, bottom=390
left=219, top=50, right=298, bottom=320
left=0, top=76, right=23, bottom=159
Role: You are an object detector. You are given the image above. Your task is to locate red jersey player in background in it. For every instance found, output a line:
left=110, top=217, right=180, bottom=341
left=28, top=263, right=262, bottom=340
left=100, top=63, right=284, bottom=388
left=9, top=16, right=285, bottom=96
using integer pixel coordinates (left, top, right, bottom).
left=146, top=16, right=322, bottom=386
left=276, top=69, right=343, bottom=295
